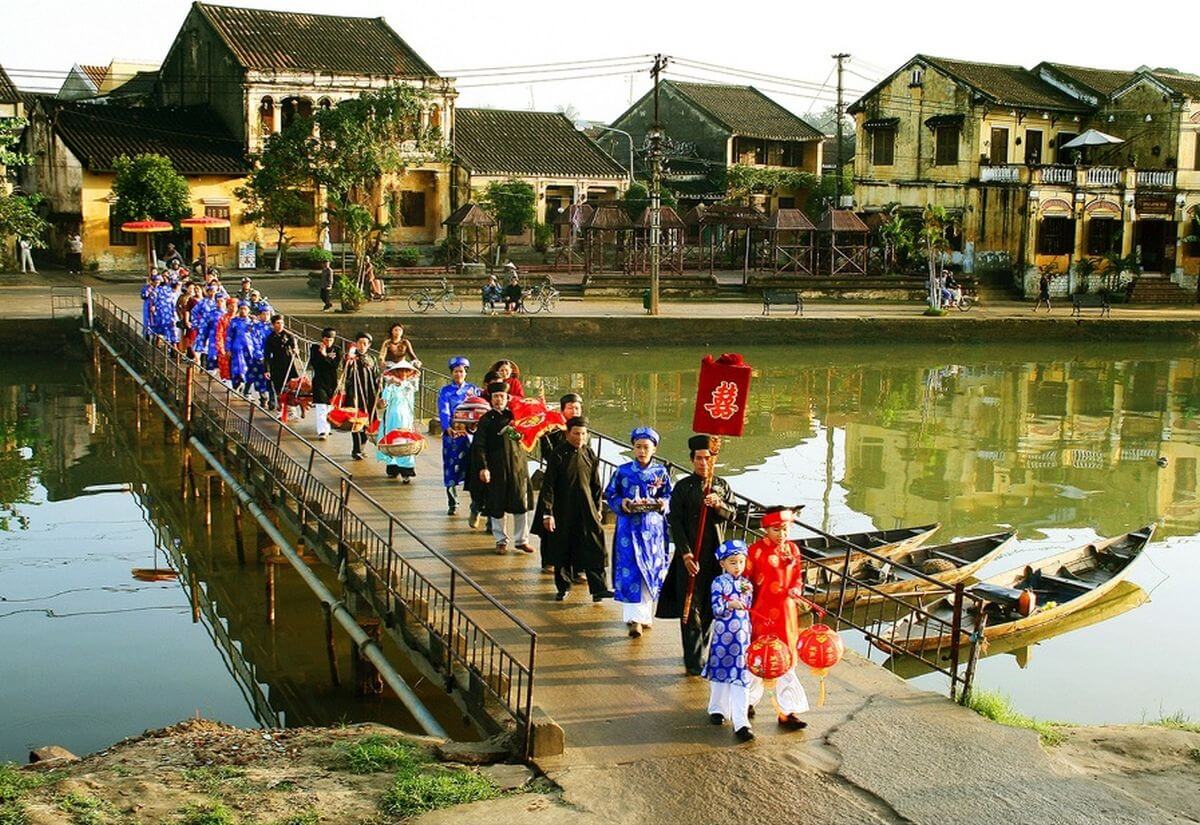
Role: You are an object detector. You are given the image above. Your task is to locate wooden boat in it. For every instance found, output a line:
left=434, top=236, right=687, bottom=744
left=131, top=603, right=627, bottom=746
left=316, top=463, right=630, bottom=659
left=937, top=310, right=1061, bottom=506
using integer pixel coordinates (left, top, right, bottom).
left=806, top=531, right=1016, bottom=606
left=796, top=523, right=940, bottom=567
left=874, top=524, right=1154, bottom=654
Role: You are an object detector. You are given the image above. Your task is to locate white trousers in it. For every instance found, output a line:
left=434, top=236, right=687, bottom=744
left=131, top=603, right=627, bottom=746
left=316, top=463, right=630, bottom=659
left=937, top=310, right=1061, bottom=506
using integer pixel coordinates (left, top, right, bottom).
left=19, top=248, right=35, bottom=273
left=491, top=511, right=529, bottom=546
left=621, top=580, right=655, bottom=625
left=314, top=403, right=331, bottom=436
left=747, top=666, right=810, bottom=716
left=708, top=681, right=751, bottom=730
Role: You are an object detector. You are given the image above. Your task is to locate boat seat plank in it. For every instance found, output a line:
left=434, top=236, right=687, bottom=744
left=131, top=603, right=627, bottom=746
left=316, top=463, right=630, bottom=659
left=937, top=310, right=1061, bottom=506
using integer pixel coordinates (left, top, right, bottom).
left=929, top=550, right=971, bottom=566
left=1036, top=573, right=1097, bottom=592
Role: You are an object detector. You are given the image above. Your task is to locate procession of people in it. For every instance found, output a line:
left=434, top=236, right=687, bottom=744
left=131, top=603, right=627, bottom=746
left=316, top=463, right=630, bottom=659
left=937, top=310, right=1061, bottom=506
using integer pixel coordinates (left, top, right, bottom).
left=137, top=273, right=815, bottom=742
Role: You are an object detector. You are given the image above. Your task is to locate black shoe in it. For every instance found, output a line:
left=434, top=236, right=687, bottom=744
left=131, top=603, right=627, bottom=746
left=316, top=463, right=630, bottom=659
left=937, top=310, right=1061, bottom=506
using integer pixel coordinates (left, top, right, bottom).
left=734, top=726, right=755, bottom=742
left=777, top=714, right=808, bottom=731
left=447, top=506, right=456, bottom=516
left=685, top=666, right=703, bottom=677
left=709, top=713, right=724, bottom=725
left=555, top=591, right=569, bottom=602
left=747, top=705, right=756, bottom=719
left=352, top=452, right=364, bottom=461
left=592, top=589, right=614, bottom=602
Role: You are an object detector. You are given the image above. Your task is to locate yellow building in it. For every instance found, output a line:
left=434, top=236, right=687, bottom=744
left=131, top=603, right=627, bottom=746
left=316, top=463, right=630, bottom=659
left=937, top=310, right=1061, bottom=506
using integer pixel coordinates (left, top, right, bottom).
left=850, top=55, right=1200, bottom=301
left=1, top=65, right=23, bottom=197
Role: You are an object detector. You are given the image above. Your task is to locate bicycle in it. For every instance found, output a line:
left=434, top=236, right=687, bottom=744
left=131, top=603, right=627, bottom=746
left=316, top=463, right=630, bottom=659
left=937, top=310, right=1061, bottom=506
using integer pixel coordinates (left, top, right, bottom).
left=521, top=278, right=560, bottom=313
left=408, top=279, right=463, bottom=314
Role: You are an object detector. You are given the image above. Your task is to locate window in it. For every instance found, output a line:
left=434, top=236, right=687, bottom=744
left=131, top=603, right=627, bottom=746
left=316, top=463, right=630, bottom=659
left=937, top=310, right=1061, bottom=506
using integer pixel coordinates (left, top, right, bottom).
left=910, top=67, right=924, bottom=87
left=1086, top=219, right=1122, bottom=255
left=935, top=125, right=959, bottom=165
left=399, top=191, right=426, bottom=227
left=872, top=127, right=895, bottom=166
left=1025, top=129, right=1043, bottom=165
left=1055, top=132, right=1078, bottom=164
left=989, top=127, right=1009, bottom=165
left=1193, top=132, right=1200, bottom=171
left=782, top=142, right=806, bottom=166
left=777, top=196, right=796, bottom=209
left=1038, top=216, right=1075, bottom=255
left=108, top=208, right=136, bottom=246
left=735, top=137, right=766, bottom=165
left=204, top=205, right=230, bottom=246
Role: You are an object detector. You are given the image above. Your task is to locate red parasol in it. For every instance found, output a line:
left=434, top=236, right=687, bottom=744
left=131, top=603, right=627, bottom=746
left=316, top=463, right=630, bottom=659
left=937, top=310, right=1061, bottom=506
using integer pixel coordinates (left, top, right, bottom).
left=121, top=220, right=174, bottom=277
left=504, top=396, right=567, bottom=451
left=179, top=216, right=229, bottom=272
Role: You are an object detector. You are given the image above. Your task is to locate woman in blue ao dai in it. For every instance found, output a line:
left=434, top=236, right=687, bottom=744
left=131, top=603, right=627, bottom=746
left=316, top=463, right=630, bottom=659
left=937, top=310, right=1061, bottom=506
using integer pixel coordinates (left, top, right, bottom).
left=604, top=426, right=672, bottom=637
left=704, top=539, right=756, bottom=742
left=225, top=303, right=254, bottom=390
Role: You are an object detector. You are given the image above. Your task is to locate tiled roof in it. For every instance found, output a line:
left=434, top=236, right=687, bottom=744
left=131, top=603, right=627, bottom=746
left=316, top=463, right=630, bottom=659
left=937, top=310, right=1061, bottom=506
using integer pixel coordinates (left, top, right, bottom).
left=1041, top=63, right=1136, bottom=97
left=454, top=108, right=627, bottom=178
left=49, top=102, right=248, bottom=175
left=79, top=64, right=107, bottom=90
left=0, top=64, right=18, bottom=103
left=666, top=82, right=824, bottom=141
left=194, top=2, right=436, bottom=77
left=1151, top=70, right=1200, bottom=100
left=920, top=56, right=1089, bottom=111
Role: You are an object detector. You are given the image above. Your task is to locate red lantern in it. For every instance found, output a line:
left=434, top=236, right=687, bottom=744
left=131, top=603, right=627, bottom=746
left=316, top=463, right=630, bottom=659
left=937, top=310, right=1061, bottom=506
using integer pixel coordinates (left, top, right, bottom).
left=747, top=635, right=793, bottom=680
left=796, top=623, right=844, bottom=707
left=692, top=354, right=752, bottom=437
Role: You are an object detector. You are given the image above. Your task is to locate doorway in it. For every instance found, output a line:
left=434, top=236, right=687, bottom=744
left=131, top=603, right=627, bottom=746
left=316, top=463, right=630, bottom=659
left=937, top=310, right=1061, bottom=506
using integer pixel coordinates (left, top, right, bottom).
left=1135, top=219, right=1173, bottom=273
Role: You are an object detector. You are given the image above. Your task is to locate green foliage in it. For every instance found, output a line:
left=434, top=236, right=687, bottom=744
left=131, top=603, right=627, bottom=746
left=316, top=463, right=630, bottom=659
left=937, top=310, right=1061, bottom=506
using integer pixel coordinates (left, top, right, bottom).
left=0, top=801, right=25, bottom=825
left=177, top=802, right=235, bottom=825
left=919, top=205, right=960, bottom=310
left=0, top=763, right=60, bottom=803
left=966, top=690, right=1066, bottom=746
left=180, top=765, right=250, bottom=795
left=333, top=274, right=365, bottom=310
left=0, top=193, right=50, bottom=256
left=922, top=307, right=946, bottom=316
left=394, top=246, right=421, bottom=267
left=0, top=117, right=31, bottom=169
left=57, top=791, right=112, bottom=825
left=111, top=154, right=192, bottom=224
left=336, top=735, right=424, bottom=774
left=726, top=165, right=817, bottom=201
left=479, top=180, right=536, bottom=237
left=235, top=120, right=315, bottom=270
left=379, top=767, right=499, bottom=818
left=304, top=246, right=333, bottom=268
left=532, top=222, right=554, bottom=253
left=620, top=181, right=677, bottom=220
left=1151, top=711, right=1200, bottom=734
left=877, top=203, right=916, bottom=273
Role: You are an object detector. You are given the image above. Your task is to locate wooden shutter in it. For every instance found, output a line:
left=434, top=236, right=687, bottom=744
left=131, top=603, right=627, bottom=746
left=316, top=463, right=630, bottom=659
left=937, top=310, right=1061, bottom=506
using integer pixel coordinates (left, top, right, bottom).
left=205, top=205, right=230, bottom=246
left=990, top=128, right=1008, bottom=165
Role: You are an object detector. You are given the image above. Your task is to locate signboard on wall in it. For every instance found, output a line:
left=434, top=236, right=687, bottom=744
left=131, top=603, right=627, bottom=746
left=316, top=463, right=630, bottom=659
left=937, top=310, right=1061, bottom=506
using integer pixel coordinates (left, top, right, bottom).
left=1135, top=194, right=1174, bottom=215
left=237, top=241, right=256, bottom=269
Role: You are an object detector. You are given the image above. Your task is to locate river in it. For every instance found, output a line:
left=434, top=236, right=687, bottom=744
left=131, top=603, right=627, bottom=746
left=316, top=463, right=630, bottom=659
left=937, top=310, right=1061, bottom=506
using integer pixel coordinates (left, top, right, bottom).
left=1, top=339, right=1196, bottom=761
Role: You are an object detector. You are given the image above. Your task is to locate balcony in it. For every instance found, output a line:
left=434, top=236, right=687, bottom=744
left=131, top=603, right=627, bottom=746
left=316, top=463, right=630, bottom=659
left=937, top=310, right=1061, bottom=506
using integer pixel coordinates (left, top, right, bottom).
left=1038, top=165, right=1075, bottom=185
left=1136, top=169, right=1175, bottom=188
left=1084, top=167, right=1122, bottom=187
left=980, top=164, right=1023, bottom=183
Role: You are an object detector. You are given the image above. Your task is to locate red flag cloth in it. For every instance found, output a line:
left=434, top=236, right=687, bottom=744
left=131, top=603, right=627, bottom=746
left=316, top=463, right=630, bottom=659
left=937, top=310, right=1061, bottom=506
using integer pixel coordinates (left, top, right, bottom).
left=692, top=353, right=752, bottom=436
left=506, top=397, right=567, bottom=452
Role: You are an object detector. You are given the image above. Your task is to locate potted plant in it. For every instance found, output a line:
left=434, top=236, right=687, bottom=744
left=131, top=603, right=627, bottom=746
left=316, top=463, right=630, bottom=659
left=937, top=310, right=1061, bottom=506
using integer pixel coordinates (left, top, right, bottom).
left=305, top=247, right=334, bottom=270
left=333, top=274, right=365, bottom=312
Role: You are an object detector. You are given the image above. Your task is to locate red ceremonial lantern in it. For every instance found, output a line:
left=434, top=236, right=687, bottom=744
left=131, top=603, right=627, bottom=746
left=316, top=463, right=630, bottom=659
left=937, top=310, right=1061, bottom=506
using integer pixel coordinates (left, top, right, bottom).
left=692, top=353, right=752, bottom=437
left=747, top=635, right=793, bottom=680
left=796, top=623, right=844, bottom=707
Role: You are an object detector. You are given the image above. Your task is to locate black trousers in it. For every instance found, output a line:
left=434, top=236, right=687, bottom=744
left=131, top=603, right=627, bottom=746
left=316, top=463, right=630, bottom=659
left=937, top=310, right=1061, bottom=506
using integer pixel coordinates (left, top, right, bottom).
left=351, top=431, right=367, bottom=455
left=320, top=287, right=332, bottom=309
left=681, top=611, right=713, bottom=675
left=555, top=564, right=606, bottom=595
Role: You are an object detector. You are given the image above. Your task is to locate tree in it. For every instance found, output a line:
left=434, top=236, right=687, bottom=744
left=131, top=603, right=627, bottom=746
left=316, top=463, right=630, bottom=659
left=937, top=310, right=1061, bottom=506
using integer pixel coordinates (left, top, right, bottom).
left=235, top=121, right=313, bottom=271
left=620, top=181, right=677, bottom=220
left=111, top=154, right=192, bottom=224
left=725, top=165, right=817, bottom=203
left=918, top=205, right=959, bottom=310
left=479, top=179, right=536, bottom=238
left=309, top=83, right=445, bottom=281
left=877, top=203, right=915, bottom=274
left=0, top=117, right=49, bottom=270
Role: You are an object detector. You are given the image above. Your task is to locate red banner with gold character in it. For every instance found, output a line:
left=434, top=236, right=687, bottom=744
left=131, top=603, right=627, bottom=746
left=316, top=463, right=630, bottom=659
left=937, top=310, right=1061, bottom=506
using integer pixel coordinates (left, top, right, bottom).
left=692, top=353, right=752, bottom=436
left=506, top=397, right=568, bottom=452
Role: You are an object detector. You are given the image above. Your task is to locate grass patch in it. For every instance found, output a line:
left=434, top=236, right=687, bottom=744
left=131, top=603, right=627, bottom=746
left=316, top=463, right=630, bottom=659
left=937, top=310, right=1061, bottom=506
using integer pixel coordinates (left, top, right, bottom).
left=178, top=802, right=235, bottom=825
left=1150, top=712, right=1200, bottom=734
left=335, top=735, right=424, bottom=774
left=0, top=801, right=26, bottom=825
left=380, top=767, right=500, bottom=819
left=58, top=791, right=112, bottom=825
left=922, top=307, right=947, bottom=317
left=180, top=766, right=251, bottom=795
left=0, top=763, right=61, bottom=803
left=966, top=690, right=1066, bottom=746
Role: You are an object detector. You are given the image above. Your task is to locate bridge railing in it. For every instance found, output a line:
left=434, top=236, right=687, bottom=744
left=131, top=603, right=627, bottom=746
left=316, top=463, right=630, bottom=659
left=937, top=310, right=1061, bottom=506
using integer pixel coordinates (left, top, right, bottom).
left=93, top=297, right=538, bottom=752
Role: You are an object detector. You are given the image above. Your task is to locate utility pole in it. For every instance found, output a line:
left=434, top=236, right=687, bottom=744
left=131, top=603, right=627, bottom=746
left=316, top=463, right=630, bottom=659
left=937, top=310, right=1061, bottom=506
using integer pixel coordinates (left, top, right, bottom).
left=648, top=53, right=669, bottom=316
left=832, top=53, right=850, bottom=206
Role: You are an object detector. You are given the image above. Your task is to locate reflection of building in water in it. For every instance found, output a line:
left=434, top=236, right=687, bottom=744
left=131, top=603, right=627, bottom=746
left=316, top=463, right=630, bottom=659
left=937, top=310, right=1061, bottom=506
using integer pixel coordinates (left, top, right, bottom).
left=841, top=359, right=1200, bottom=538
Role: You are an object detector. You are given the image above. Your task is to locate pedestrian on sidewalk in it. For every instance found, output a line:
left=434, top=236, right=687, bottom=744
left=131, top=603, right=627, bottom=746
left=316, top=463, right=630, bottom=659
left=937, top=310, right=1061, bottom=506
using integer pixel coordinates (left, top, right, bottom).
left=1035, top=271, right=1052, bottom=312
left=532, top=393, right=584, bottom=572
left=657, top=434, right=737, bottom=674
left=65, top=232, right=83, bottom=274
left=343, top=332, right=379, bottom=461
left=472, top=381, right=535, bottom=555
left=605, top=426, right=672, bottom=638
left=704, top=539, right=755, bottom=742
left=745, top=506, right=810, bottom=731
left=540, top=416, right=611, bottom=602
left=438, top=357, right=480, bottom=512
left=225, top=303, right=254, bottom=392
left=18, top=236, right=36, bottom=274
left=308, top=328, right=340, bottom=440
left=320, top=261, right=335, bottom=311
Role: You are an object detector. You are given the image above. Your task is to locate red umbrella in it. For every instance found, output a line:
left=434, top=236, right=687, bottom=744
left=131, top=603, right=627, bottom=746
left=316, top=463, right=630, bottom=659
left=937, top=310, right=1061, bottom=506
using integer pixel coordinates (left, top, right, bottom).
left=121, top=220, right=174, bottom=276
left=179, top=215, right=231, bottom=272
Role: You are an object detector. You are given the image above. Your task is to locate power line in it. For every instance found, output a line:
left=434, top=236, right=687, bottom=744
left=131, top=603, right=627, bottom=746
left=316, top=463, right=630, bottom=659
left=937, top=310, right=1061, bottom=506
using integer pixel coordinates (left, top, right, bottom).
left=671, top=56, right=869, bottom=95
left=440, top=54, right=653, bottom=75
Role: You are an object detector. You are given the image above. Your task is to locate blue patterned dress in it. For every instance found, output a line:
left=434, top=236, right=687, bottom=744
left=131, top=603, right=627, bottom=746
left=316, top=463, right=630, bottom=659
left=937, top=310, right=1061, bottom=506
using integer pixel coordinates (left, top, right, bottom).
left=150, top=284, right=180, bottom=343
left=140, top=284, right=154, bottom=339
left=377, top=379, right=418, bottom=475
left=604, top=460, right=672, bottom=605
left=190, top=298, right=218, bottom=359
left=702, top=573, right=754, bottom=686
left=438, top=381, right=480, bottom=488
left=247, top=320, right=272, bottom=399
left=226, top=316, right=254, bottom=387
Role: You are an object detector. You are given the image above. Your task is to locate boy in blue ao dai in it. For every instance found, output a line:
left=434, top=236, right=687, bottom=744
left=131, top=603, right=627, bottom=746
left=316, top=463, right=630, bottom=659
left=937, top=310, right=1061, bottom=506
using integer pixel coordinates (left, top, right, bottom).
left=704, top=539, right=756, bottom=742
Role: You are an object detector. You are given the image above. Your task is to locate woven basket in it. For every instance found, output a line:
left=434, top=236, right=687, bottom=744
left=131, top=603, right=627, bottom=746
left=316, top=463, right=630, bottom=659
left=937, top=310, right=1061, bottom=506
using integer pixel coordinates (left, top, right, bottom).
left=377, top=438, right=426, bottom=458
left=920, top=558, right=957, bottom=575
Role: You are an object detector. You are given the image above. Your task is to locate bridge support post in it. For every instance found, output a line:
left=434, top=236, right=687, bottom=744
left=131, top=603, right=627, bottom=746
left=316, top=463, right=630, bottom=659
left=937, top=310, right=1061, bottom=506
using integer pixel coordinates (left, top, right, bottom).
left=323, top=603, right=341, bottom=688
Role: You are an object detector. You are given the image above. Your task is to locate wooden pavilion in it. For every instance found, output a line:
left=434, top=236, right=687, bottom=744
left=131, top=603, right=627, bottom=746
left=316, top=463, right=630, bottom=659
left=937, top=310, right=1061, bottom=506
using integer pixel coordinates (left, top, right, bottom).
left=817, top=209, right=869, bottom=276
left=762, top=208, right=816, bottom=275
left=631, top=205, right=685, bottom=275
left=583, top=202, right=633, bottom=275
left=552, top=202, right=593, bottom=271
left=681, top=204, right=710, bottom=268
left=442, top=203, right=497, bottom=272
left=700, top=202, right=767, bottom=283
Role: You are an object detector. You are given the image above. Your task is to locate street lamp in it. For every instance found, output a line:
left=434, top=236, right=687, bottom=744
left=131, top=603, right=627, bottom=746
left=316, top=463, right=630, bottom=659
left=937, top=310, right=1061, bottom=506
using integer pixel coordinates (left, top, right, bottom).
left=576, top=120, right=635, bottom=185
